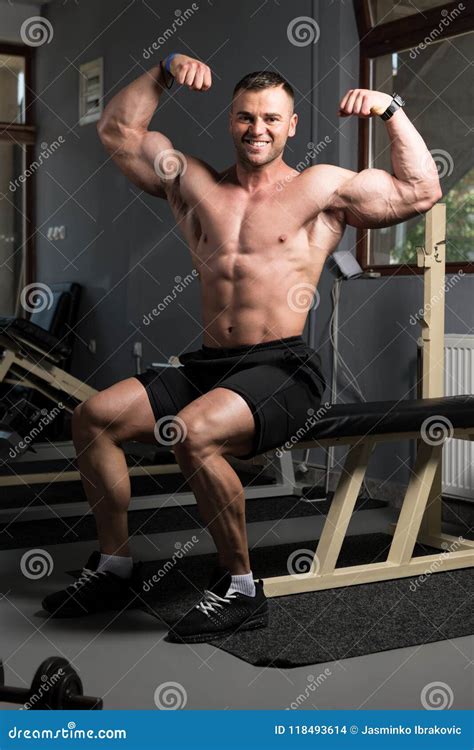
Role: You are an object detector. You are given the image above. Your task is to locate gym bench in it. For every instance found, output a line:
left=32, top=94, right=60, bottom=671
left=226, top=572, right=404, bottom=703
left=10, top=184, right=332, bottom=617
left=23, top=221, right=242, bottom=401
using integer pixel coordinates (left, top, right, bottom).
left=263, top=204, right=474, bottom=595
left=263, top=394, right=474, bottom=596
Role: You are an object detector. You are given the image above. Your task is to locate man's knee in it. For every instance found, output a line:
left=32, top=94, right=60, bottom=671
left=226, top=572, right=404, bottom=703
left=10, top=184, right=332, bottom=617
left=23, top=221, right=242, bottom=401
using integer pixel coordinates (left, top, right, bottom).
left=72, top=396, right=112, bottom=443
left=173, top=410, right=221, bottom=458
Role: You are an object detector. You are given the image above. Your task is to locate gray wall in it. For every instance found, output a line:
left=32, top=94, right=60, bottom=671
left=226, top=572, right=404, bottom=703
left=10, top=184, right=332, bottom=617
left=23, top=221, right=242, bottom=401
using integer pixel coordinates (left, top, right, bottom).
left=30, top=0, right=473, bottom=485
left=0, top=1, right=42, bottom=43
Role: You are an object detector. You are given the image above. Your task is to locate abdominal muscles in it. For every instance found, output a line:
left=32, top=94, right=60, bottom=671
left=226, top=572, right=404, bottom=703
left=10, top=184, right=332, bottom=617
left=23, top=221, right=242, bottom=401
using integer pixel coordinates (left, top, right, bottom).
left=199, top=248, right=325, bottom=346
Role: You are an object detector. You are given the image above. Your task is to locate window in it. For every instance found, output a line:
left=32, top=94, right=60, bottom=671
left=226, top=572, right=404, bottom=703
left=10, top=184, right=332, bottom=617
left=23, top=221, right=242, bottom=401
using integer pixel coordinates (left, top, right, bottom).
left=354, top=0, right=474, bottom=274
left=0, top=43, right=36, bottom=315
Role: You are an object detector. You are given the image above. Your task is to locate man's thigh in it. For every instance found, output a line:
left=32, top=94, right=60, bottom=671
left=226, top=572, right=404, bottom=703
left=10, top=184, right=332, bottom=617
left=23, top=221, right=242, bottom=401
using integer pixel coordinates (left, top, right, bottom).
left=176, top=387, right=256, bottom=458
left=134, top=366, right=201, bottom=445
left=217, top=363, right=324, bottom=459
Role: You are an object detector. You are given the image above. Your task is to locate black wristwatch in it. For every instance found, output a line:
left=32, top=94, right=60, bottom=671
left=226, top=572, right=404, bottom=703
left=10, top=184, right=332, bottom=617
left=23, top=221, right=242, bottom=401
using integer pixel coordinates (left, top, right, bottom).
left=380, top=93, right=405, bottom=121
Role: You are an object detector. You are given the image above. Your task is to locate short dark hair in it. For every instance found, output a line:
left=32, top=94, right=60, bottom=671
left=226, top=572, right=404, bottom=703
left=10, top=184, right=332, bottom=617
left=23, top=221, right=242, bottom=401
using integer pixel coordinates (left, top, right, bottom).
left=232, top=71, right=294, bottom=104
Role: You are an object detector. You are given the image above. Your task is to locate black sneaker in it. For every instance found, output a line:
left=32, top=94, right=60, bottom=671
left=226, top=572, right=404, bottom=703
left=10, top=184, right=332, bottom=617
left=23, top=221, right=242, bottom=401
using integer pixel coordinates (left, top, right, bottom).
left=67, top=550, right=101, bottom=578
left=42, top=555, right=142, bottom=618
left=166, top=567, right=269, bottom=644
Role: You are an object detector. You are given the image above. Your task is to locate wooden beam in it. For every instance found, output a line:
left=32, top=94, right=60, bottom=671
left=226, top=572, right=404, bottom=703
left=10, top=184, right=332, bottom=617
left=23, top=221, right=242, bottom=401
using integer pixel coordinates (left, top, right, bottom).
left=360, top=1, right=474, bottom=57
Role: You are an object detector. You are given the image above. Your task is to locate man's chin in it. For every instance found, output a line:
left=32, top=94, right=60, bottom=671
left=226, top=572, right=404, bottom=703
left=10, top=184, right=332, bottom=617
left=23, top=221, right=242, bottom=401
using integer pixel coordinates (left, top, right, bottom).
left=236, top=148, right=276, bottom=167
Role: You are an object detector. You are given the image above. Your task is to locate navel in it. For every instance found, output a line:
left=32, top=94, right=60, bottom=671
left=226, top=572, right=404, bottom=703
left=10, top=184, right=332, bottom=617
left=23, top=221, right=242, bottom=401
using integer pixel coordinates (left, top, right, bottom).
left=278, top=234, right=287, bottom=243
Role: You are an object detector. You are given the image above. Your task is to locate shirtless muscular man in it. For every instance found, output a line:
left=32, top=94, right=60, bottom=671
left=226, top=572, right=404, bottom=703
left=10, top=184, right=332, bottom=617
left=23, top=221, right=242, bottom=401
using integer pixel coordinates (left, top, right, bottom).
left=43, top=53, right=441, bottom=643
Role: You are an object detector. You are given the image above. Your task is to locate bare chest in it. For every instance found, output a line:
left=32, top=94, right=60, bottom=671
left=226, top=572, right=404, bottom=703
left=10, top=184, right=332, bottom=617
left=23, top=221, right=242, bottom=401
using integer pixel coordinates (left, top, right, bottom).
left=174, top=181, right=343, bottom=275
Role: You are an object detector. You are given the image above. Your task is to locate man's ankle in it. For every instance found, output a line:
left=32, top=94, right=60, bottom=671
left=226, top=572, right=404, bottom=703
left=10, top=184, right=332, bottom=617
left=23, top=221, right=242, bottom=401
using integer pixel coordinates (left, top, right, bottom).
left=97, top=553, right=133, bottom=579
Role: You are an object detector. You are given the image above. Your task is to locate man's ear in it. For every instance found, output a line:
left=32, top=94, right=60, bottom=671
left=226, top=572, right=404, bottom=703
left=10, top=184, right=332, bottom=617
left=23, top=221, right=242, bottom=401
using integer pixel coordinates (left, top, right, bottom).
left=288, top=112, right=298, bottom=138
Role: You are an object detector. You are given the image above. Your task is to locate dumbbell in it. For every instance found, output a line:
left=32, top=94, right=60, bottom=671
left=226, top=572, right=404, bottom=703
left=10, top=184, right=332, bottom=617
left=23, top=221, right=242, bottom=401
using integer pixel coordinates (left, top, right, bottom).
left=0, top=657, right=103, bottom=710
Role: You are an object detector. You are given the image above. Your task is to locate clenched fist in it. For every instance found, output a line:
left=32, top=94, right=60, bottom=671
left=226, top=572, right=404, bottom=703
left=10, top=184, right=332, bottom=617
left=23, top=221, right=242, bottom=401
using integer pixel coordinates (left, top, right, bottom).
left=167, top=54, right=212, bottom=91
left=338, top=89, right=393, bottom=118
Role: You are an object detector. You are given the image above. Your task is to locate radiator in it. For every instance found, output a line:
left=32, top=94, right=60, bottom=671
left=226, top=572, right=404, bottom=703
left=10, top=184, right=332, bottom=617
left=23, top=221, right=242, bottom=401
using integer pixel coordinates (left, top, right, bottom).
left=443, top=335, right=474, bottom=500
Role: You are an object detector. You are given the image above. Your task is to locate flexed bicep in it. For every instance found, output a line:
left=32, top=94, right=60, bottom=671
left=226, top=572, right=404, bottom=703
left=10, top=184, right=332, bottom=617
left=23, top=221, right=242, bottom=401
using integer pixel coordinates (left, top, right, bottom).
left=331, top=168, right=431, bottom=229
left=306, top=164, right=440, bottom=230
left=98, top=126, right=177, bottom=198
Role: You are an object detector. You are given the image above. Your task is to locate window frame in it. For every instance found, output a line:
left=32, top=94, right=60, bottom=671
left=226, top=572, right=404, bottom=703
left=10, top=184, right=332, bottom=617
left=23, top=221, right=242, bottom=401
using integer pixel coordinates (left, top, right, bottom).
left=0, top=41, right=36, bottom=292
left=352, top=0, right=474, bottom=275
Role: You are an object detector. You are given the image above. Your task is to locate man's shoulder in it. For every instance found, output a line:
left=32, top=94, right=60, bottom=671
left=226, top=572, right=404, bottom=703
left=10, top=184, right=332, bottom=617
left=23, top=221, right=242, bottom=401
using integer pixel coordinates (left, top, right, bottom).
left=297, top=164, right=357, bottom=217
left=299, top=163, right=357, bottom=184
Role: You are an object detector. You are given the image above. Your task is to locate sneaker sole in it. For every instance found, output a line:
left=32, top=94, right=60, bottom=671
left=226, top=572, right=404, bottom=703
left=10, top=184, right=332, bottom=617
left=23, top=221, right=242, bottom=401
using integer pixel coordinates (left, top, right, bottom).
left=166, top=612, right=269, bottom=644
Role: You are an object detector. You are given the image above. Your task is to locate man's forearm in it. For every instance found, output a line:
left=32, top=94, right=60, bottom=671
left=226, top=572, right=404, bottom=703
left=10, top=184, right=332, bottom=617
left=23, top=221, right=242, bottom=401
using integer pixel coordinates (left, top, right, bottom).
left=98, top=64, right=169, bottom=136
left=385, top=108, right=441, bottom=196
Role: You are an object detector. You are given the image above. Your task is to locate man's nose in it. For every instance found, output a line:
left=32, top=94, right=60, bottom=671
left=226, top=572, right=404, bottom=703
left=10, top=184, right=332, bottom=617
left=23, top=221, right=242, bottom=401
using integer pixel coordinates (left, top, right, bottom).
left=248, top=119, right=266, bottom=136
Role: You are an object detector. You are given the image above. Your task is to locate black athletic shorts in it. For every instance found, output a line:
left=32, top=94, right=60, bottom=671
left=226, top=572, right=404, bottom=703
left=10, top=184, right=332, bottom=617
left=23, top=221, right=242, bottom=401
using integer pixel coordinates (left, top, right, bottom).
left=135, top=335, right=327, bottom=460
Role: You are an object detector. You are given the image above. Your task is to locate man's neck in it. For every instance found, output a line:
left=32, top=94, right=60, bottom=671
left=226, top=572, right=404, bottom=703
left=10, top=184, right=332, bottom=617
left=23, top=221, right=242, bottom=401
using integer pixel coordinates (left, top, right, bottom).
left=233, top=158, right=288, bottom=193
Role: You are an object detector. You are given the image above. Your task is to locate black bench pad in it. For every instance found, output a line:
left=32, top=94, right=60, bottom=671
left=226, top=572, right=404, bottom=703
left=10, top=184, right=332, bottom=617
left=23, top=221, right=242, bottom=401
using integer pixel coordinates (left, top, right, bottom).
left=305, top=395, right=474, bottom=440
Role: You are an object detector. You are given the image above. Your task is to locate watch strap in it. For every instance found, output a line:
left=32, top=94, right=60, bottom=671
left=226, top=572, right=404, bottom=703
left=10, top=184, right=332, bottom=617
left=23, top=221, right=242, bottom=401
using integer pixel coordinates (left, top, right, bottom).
left=381, top=93, right=405, bottom=121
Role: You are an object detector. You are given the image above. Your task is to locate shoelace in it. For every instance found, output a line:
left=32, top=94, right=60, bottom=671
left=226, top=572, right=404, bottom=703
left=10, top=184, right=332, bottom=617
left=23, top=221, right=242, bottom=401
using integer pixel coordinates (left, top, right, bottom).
left=70, top=568, right=103, bottom=592
left=195, top=589, right=237, bottom=617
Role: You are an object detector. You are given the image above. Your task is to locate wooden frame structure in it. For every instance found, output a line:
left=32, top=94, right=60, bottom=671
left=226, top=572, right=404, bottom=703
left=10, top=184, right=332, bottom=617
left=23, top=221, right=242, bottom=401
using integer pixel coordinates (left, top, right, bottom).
left=264, top=205, right=474, bottom=597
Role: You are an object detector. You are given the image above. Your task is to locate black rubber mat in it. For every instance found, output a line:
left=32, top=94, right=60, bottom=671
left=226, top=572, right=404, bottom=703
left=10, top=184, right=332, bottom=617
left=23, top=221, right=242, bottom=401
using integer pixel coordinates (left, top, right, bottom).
left=0, top=493, right=384, bottom=549
left=138, top=533, right=474, bottom=668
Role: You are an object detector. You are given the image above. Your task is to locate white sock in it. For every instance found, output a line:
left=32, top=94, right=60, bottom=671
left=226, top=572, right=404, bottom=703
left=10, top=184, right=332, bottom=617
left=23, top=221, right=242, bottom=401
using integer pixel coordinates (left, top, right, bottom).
left=226, top=572, right=256, bottom=597
left=97, top=553, right=133, bottom=579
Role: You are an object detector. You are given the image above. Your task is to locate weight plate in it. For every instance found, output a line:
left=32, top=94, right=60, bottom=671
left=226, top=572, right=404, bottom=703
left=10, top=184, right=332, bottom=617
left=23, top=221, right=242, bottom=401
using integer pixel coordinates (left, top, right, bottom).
left=30, top=656, right=82, bottom=710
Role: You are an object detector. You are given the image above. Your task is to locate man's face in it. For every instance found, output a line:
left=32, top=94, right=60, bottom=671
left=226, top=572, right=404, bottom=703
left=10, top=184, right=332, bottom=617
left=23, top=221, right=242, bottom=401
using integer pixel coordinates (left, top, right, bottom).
left=229, top=85, right=298, bottom=168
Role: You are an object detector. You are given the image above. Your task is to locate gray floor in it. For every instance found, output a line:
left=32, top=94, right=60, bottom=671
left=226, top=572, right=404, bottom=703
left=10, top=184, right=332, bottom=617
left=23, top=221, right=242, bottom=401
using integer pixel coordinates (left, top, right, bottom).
left=1, top=505, right=472, bottom=710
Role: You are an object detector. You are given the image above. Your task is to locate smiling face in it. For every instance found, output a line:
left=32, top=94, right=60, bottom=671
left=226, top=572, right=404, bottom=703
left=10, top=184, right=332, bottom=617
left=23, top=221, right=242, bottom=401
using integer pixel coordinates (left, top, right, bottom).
left=229, top=85, right=298, bottom=169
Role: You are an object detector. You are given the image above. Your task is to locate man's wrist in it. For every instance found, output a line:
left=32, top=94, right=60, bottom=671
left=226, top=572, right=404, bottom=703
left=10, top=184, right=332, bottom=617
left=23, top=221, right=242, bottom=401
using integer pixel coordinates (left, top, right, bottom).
left=159, top=56, right=175, bottom=90
left=380, top=93, right=405, bottom=121
left=164, top=53, right=177, bottom=74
